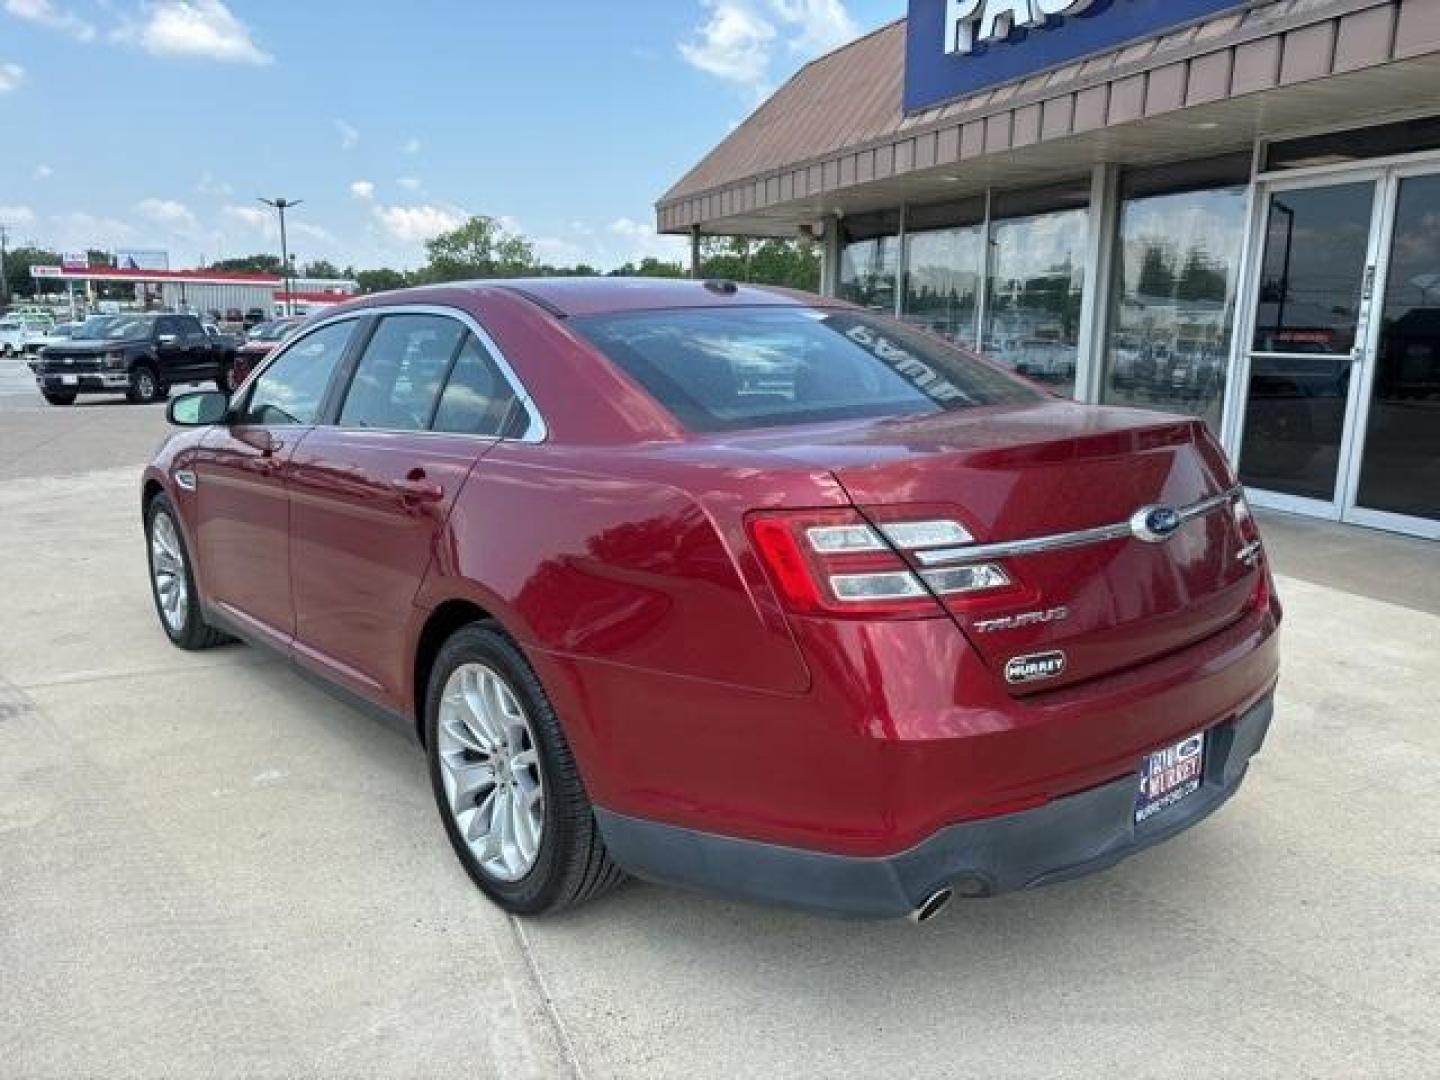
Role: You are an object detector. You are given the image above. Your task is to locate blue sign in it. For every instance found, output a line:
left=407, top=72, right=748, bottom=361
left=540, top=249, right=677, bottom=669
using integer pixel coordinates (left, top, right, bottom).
left=905, top=0, right=1249, bottom=113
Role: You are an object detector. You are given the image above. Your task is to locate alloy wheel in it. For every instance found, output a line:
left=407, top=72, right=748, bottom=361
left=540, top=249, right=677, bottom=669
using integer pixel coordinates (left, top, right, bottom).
left=436, top=662, right=546, bottom=882
left=150, top=511, right=189, bottom=634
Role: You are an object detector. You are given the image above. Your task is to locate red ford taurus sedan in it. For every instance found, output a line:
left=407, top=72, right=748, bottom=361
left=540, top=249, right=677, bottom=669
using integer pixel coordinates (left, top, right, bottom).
left=142, top=279, right=1280, bottom=921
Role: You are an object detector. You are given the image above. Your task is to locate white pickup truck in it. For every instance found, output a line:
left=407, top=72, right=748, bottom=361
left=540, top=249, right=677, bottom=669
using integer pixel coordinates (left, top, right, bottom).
left=0, top=315, right=55, bottom=357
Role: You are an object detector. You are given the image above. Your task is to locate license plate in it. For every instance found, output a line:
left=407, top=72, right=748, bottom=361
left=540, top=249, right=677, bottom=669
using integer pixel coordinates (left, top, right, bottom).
left=1135, top=732, right=1205, bottom=825
left=61, top=374, right=78, bottom=386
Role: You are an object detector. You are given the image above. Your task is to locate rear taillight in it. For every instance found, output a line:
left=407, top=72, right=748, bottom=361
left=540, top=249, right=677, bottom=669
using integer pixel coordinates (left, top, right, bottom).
left=747, top=509, right=1010, bottom=619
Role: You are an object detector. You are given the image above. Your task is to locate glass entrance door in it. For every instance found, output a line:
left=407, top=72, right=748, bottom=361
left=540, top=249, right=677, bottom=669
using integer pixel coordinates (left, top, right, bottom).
left=1345, top=170, right=1440, bottom=538
left=1235, top=167, right=1440, bottom=539
left=1237, top=180, right=1380, bottom=512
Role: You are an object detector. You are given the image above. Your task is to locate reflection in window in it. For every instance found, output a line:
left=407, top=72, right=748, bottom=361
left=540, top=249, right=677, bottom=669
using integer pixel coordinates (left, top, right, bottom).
left=838, top=235, right=899, bottom=313
left=984, top=209, right=1087, bottom=396
left=1103, top=186, right=1247, bottom=430
left=242, top=319, right=355, bottom=426
left=1252, top=183, right=1374, bottom=355
left=902, top=226, right=983, bottom=347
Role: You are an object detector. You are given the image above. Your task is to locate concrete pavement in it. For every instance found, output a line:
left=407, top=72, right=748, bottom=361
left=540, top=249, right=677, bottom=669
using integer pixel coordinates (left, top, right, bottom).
left=1, top=375, right=1437, bottom=1078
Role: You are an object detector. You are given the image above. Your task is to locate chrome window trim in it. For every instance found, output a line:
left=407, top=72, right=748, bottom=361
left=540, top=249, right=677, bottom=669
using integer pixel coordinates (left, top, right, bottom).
left=237, top=302, right=548, bottom=443
left=914, top=487, right=1244, bottom=566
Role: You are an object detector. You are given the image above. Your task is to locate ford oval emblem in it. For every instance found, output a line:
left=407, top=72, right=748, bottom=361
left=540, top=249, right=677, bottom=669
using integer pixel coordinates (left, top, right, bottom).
left=1131, top=505, right=1184, bottom=544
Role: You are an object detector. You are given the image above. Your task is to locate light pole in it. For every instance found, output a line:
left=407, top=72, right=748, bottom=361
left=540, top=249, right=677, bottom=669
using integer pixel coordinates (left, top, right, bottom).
left=258, top=197, right=303, bottom=316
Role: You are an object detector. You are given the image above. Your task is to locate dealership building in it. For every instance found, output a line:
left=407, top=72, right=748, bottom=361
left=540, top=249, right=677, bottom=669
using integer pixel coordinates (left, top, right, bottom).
left=659, top=0, right=1440, bottom=540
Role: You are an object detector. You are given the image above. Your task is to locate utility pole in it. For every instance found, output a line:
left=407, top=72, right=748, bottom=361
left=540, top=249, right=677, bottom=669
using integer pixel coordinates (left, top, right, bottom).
left=258, top=197, right=303, bottom=316
left=0, top=223, right=10, bottom=309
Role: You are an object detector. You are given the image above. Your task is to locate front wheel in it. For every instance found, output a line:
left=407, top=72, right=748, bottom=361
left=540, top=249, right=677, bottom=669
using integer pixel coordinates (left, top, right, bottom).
left=425, top=622, right=625, bottom=915
left=145, top=494, right=229, bottom=650
left=41, top=390, right=77, bottom=406
left=127, top=364, right=166, bottom=405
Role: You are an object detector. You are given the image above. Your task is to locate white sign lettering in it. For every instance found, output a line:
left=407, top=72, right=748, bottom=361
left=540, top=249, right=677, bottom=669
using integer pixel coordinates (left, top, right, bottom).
left=944, top=0, right=1095, bottom=55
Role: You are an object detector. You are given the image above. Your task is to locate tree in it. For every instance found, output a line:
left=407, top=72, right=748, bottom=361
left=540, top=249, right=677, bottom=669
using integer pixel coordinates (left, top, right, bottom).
left=1176, top=248, right=1228, bottom=304
left=692, top=236, right=821, bottom=291
left=209, top=254, right=283, bottom=274
left=610, top=256, right=687, bottom=279
left=420, top=216, right=535, bottom=282
left=356, top=267, right=409, bottom=294
left=302, top=258, right=342, bottom=280
left=1136, top=243, right=1176, bottom=299
left=3, top=245, right=64, bottom=298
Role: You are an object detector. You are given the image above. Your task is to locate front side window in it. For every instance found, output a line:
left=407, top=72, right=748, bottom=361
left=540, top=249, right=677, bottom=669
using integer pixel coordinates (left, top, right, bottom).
left=338, top=314, right=465, bottom=431
left=572, top=306, right=1041, bottom=434
left=432, top=334, right=521, bottom=436
left=240, top=319, right=355, bottom=426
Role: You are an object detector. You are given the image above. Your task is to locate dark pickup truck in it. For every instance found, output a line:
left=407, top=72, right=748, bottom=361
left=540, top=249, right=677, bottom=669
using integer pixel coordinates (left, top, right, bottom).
left=33, top=313, right=237, bottom=406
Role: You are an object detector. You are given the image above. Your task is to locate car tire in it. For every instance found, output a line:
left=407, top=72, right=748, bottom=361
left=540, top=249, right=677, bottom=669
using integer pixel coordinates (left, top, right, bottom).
left=41, top=390, right=77, bottom=406
left=145, top=494, right=230, bottom=651
left=1, top=344, right=13, bottom=357
left=127, top=363, right=166, bottom=405
left=425, top=622, right=625, bottom=916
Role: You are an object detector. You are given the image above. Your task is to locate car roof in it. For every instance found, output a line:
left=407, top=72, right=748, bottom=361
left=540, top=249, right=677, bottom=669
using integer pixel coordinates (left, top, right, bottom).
left=487, top=277, right=828, bottom=318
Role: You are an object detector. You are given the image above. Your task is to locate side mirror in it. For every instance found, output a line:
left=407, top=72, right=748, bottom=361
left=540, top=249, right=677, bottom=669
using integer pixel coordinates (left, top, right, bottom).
left=167, top=390, right=229, bottom=427
left=157, top=333, right=179, bottom=346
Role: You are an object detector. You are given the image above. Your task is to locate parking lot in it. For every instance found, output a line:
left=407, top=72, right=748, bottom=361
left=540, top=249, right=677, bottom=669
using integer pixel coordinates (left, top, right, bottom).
left=1, top=357, right=1437, bottom=1079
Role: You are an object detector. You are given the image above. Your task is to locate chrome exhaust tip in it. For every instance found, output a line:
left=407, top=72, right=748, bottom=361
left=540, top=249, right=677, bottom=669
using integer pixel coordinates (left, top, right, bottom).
left=908, top=887, right=954, bottom=924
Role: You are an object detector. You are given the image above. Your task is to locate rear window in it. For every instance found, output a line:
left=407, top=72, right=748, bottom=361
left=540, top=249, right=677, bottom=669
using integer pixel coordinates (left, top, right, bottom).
left=570, top=307, right=1041, bottom=433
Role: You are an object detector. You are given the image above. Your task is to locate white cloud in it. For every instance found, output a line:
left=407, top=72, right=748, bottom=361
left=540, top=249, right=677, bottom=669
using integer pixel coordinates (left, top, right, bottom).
left=4, top=0, right=96, bottom=42
left=49, top=211, right=136, bottom=249
left=0, top=61, right=23, bottom=93
left=33, top=164, right=53, bottom=180
left=679, top=1, right=775, bottom=85
left=769, top=0, right=858, bottom=55
left=116, top=0, right=272, bottom=64
left=679, top=0, right=858, bottom=89
left=222, top=203, right=271, bottom=232
left=401, top=137, right=421, bottom=155
left=372, top=204, right=464, bottom=245
left=335, top=118, right=359, bottom=150
left=396, top=176, right=422, bottom=191
left=349, top=180, right=375, bottom=201
left=1, top=204, right=37, bottom=226
left=608, top=216, right=688, bottom=264
left=197, top=171, right=233, bottom=196
left=136, top=197, right=199, bottom=231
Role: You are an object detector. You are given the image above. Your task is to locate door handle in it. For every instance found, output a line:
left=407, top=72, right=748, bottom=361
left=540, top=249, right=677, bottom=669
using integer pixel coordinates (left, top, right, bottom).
left=392, top=472, right=444, bottom=503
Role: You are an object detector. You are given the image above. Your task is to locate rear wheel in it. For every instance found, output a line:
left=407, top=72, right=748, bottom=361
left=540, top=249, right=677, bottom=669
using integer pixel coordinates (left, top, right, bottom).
left=145, top=494, right=229, bottom=650
left=41, top=390, right=77, bottom=406
left=127, top=364, right=165, bottom=405
left=425, top=622, right=624, bottom=915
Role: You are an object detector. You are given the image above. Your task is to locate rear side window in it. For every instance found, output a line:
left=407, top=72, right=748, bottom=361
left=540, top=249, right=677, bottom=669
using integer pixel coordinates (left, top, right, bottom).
left=339, top=314, right=465, bottom=431
left=571, top=307, right=1042, bottom=433
left=240, top=319, right=355, bottom=426
left=431, top=334, right=520, bottom=437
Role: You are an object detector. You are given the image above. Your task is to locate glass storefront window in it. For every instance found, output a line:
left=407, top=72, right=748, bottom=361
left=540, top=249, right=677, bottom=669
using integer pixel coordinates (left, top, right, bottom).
left=984, top=209, right=1087, bottom=396
left=901, top=225, right=984, bottom=347
left=838, top=235, right=899, bottom=313
left=1104, top=185, right=1248, bottom=430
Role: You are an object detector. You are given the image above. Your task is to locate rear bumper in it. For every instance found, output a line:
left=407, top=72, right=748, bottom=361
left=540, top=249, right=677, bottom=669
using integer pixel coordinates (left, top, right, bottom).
left=596, top=692, right=1273, bottom=919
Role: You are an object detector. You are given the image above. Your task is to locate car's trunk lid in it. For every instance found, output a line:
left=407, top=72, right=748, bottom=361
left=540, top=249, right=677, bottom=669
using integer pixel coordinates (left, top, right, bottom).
left=726, top=401, right=1260, bottom=692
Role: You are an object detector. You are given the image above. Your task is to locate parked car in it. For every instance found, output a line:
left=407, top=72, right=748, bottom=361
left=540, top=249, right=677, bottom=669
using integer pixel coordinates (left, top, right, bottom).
left=34, top=312, right=237, bottom=406
left=231, top=315, right=305, bottom=388
left=0, top=315, right=55, bottom=356
left=22, top=320, right=83, bottom=361
left=142, top=280, right=1280, bottom=921
left=244, top=307, right=267, bottom=329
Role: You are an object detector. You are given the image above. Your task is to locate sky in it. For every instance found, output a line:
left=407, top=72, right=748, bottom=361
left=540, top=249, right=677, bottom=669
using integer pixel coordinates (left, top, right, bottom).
left=0, top=0, right=903, bottom=274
